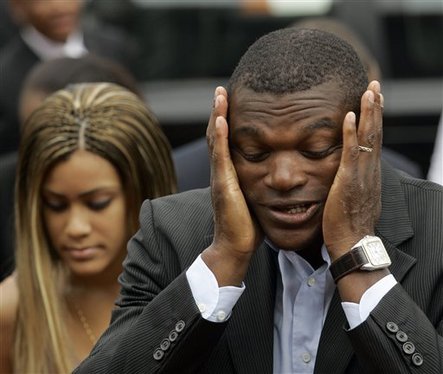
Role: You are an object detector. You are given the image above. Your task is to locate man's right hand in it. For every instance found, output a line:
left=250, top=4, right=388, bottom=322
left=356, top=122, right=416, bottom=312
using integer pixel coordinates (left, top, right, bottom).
left=201, top=87, right=263, bottom=287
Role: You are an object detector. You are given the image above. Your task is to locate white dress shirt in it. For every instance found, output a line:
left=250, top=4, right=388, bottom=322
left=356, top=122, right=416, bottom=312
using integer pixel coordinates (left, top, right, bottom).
left=21, top=26, right=88, bottom=61
left=186, top=244, right=397, bottom=374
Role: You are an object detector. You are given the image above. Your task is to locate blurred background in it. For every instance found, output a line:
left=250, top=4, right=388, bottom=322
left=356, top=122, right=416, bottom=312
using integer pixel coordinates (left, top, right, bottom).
left=2, top=0, right=442, bottom=177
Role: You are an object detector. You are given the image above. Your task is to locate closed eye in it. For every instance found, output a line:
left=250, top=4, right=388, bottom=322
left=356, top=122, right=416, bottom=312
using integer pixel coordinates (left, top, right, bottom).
left=232, top=147, right=269, bottom=162
left=301, top=144, right=342, bottom=159
left=42, top=199, right=68, bottom=212
left=87, top=198, right=112, bottom=211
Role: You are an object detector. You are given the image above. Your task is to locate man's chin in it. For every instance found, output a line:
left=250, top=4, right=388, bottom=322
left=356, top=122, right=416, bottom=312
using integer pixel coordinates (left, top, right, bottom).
left=264, top=226, right=323, bottom=252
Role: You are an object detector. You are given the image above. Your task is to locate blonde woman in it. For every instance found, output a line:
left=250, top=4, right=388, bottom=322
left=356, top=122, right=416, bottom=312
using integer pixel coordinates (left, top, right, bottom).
left=0, top=83, right=177, bottom=373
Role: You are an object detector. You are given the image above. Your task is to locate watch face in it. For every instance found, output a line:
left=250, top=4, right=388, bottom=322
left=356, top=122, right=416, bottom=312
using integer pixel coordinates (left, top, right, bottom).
left=363, top=239, right=391, bottom=267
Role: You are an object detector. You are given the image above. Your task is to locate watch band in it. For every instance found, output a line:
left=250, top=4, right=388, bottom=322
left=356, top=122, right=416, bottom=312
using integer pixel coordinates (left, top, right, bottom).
left=329, top=246, right=368, bottom=282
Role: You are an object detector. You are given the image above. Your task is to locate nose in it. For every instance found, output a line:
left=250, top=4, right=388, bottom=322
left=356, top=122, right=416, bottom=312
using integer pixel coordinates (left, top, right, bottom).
left=65, top=206, right=92, bottom=238
left=264, top=152, right=308, bottom=192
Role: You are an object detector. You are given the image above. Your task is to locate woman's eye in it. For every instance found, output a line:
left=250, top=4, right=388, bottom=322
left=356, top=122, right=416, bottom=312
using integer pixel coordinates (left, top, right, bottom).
left=43, top=199, right=68, bottom=212
left=88, top=199, right=112, bottom=211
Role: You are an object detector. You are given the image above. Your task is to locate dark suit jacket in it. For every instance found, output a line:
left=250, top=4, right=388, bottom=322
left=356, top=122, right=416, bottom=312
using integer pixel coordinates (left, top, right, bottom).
left=73, top=162, right=443, bottom=373
left=0, top=23, right=137, bottom=154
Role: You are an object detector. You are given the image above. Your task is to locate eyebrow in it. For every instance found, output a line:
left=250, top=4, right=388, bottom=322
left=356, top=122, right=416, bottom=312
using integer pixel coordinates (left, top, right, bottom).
left=232, top=125, right=261, bottom=138
left=42, top=186, right=120, bottom=199
left=305, top=118, right=338, bottom=132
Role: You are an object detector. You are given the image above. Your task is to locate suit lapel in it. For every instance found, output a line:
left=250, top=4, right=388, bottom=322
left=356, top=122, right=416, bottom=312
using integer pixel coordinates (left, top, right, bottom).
left=315, top=289, right=353, bottom=373
left=376, top=162, right=417, bottom=283
left=226, top=242, right=277, bottom=374
left=315, top=163, right=417, bottom=373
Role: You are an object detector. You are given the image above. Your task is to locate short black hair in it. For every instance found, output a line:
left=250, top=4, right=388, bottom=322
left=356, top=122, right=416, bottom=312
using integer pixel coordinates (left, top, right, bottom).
left=228, top=27, right=368, bottom=112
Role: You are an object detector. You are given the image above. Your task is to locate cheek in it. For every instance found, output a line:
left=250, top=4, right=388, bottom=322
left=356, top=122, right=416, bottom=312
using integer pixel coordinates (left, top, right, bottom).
left=102, top=200, right=129, bottom=240
left=43, top=211, right=63, bottom=247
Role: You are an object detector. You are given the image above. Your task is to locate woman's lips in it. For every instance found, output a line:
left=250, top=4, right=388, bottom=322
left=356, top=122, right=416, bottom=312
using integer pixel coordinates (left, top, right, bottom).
left=64, top=246, right=101, bottom=261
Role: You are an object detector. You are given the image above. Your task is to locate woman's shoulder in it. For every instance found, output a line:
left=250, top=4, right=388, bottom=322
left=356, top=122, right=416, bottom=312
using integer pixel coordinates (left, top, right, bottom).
left=0, top=274, right=18, bottom=326
left=0, top=274, right=18, bottom=372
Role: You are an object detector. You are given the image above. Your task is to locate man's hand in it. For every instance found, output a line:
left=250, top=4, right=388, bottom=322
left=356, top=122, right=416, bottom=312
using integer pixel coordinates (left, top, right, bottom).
left=201, top=87, right=262, bottom=287
left=322, top=80, right=388, bottom=301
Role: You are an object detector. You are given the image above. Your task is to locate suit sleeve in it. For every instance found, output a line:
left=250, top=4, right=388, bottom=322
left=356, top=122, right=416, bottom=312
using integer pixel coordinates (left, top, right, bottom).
left=74, top=198, right=228, bottom=374
left=348, top=283, right=443, bottom=373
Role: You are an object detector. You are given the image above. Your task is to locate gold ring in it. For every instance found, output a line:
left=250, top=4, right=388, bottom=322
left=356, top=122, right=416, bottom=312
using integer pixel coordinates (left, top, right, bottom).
left=358, top=145, right=373, bottom=153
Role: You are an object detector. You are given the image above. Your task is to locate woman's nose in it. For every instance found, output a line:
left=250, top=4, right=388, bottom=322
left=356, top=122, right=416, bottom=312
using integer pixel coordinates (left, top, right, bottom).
left=65, top=207, right=92, bottom=238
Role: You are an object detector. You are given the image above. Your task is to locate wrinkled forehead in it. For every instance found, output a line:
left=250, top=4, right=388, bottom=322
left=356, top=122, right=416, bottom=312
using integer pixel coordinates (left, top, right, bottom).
left=228, top=82, right=349, bottom=139
left=229, top=81, right=348, bottom=115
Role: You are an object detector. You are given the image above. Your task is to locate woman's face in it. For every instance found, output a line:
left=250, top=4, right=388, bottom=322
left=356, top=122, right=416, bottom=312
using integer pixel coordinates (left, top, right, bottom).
left=42, top=149, right=129, bottom=277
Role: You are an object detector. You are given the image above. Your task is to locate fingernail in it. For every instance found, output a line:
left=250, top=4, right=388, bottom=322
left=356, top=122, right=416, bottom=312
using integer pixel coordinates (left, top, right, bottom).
left=346, top=111, right=356, bottom=123
left=215, top=116, right=223, bottom=129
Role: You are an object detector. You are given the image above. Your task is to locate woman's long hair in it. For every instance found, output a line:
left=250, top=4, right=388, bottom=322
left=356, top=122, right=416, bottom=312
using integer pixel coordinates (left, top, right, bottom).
left=13, top=83, right=177, bottom=373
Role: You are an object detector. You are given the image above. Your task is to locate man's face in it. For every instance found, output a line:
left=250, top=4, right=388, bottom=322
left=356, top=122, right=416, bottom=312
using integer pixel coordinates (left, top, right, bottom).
left=15, top=0, right=83, bottom=42
left=229, top=82, right=348, bottom=254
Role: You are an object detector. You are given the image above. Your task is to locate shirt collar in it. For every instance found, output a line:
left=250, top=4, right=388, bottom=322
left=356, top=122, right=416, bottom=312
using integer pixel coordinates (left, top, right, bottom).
left=265, top=238, right=332, bottom=269
left=21, top=25, right=88, bottom=61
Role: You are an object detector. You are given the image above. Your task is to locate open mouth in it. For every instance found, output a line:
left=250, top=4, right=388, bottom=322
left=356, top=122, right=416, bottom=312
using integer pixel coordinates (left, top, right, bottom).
left=266, top=201, right=320, bottom=226
left=281, top=203, right=311, bottom=214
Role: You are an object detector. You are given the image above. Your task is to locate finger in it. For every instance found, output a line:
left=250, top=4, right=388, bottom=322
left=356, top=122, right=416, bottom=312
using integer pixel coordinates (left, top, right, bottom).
left=357, top=89, right=375, bottom=146
left=366, top=80, right=383, bottom=156
left=339, top=111, right=359, bottom=169
left=210, top=113, right=239, bottom=188
left=206, top=86, right=228, bottom=151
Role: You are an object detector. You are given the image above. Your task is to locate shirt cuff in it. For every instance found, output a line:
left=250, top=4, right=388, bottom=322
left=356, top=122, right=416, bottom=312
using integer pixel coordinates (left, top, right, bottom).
left=342, top=274, right=397, bottom=329
left=186, top=254, right=245, bottom=323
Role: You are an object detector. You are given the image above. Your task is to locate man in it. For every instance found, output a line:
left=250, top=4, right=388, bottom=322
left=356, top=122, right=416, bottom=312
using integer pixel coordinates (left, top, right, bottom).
left=75, top=28, right=443, bottom=373
left=0, top=0, right=137, bottom=154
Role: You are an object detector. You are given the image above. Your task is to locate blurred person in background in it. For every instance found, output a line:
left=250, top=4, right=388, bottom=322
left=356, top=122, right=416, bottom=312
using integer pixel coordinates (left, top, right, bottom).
left=0, top=0, right=138, bottom=155
left=0, top=54, right=142, bottom=282
left=0, top=83, right=177, bottom=373
left=428, top=109, right=443, bottom=185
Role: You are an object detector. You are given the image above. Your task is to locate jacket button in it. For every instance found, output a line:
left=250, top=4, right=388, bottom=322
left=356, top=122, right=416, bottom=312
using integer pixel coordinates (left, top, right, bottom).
left=175, top=320, right=186, bottom=332
left=153, top=349, right=164, bottom=361
left=396, top=330, right=408, bottom=343
left=411, top=352, right=424, bottom=367
left=386, top=322, right=399, bottom=333
left=402, top=341, right=415, bottom=355
left=160, top=338, right=171, bottom=351
left=169, top=330, right=178, bottom=342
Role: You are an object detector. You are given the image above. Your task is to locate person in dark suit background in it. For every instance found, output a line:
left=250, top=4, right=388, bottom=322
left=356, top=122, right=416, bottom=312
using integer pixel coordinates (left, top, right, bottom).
left=428, top=108, right=443, bottom=185
left=0, top=0, right=138, bottom=154
left=75, top=28, right=443, bottom=373
left=0, top=55, right=143, bottom=282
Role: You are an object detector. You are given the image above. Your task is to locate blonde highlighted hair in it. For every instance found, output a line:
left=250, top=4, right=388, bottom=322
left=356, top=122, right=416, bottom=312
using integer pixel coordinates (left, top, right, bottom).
left=14, top=83, right=177, bottom=373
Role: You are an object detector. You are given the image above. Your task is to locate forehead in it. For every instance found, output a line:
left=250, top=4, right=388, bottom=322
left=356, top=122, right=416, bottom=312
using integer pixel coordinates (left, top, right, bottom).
left=229, top=82, right=347, bottom=138
left=43, top=150, right=121, bottom=191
